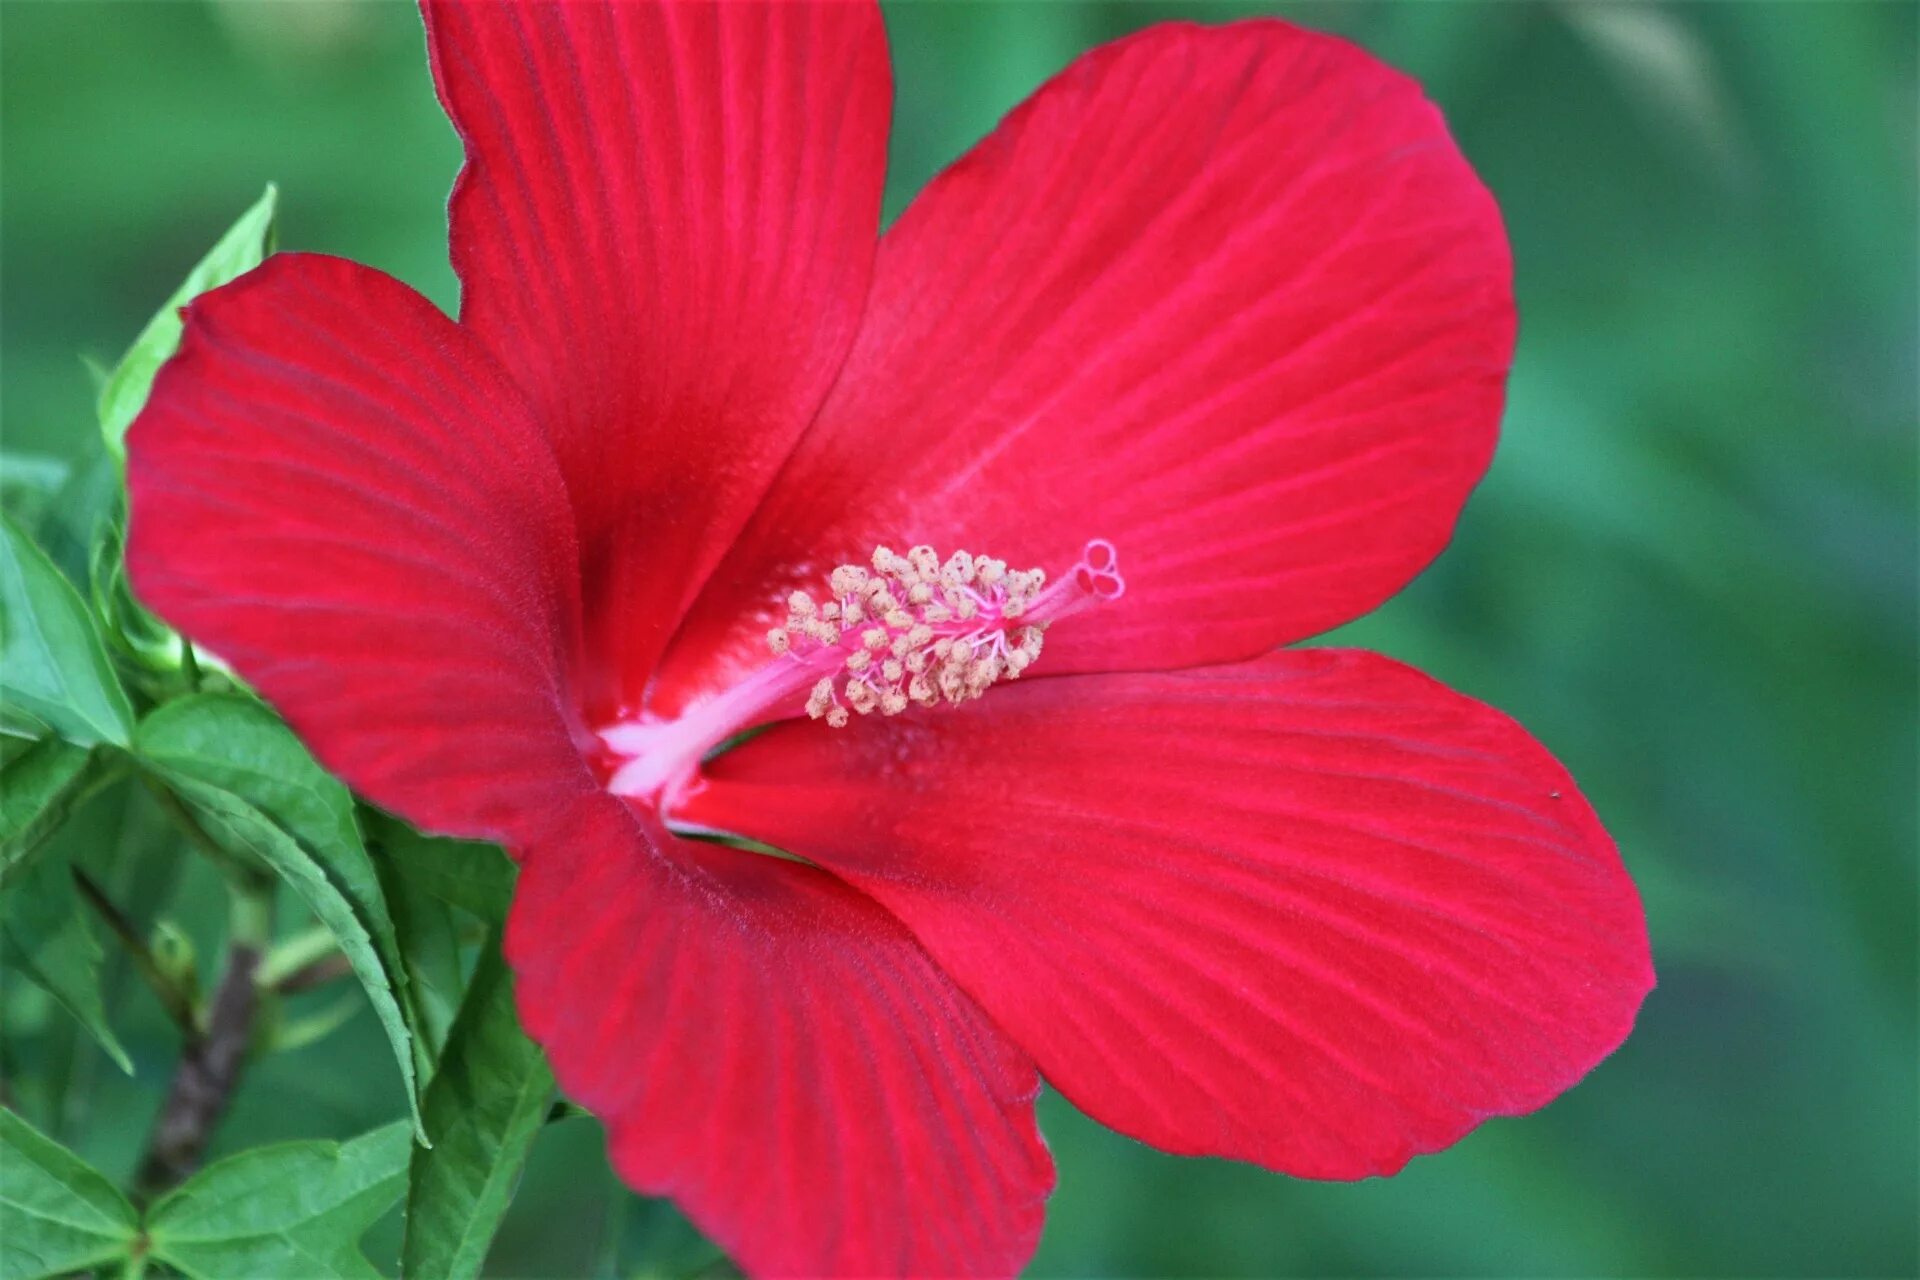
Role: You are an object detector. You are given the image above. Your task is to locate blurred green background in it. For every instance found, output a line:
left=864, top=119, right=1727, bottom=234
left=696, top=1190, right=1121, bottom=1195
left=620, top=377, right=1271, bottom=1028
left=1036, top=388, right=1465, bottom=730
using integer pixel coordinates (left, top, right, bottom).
left=3, top=1, right=1915, bottom=1276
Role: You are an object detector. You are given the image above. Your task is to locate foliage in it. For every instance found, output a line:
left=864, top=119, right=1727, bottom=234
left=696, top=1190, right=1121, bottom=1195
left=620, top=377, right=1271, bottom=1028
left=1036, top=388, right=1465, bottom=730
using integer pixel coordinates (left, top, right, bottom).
left=95, top=186, right=277, bottom=464
left=135, top=695, right=430, bottom=1138
left=0, top=182, right=544, bottom=1279
left=401, top=941, right=555, bottom=1280
left=0, top=1108, right=140, bottom=1280
left=0, top=513, right=134, bottom=746
left=143, top=1123, right=411, bottom=1280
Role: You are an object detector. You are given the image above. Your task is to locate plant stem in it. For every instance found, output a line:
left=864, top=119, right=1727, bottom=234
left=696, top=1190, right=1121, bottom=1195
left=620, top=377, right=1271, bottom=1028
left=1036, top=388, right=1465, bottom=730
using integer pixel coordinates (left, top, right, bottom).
left=253, top=922, right=340, bottom=989
left=133, top=877, right=273, bottom=1202
left=273, top=952, right=353, bottom=995
left=69, top=868, right=197, bottom=1038
left=547, top=1099, right=592, bottom=1124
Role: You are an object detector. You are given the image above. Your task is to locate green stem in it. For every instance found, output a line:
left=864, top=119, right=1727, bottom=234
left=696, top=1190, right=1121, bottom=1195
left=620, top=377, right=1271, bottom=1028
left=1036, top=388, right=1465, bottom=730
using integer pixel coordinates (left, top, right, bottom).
left=70, top=868, right=197, bottom=1037
left=228, top=877, right=273, bottom=950
left=254, top=923, right=340, bottom=989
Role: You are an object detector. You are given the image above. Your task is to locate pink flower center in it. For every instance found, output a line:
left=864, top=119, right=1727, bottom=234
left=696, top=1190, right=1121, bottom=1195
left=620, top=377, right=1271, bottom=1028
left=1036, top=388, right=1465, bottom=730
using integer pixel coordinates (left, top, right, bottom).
left=598, top=539, right=1124, bottom=808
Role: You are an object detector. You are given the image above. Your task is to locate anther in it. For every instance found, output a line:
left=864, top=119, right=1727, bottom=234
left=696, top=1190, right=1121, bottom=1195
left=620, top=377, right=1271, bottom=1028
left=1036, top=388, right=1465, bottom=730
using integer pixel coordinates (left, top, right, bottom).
left=758, top=538, right=1123, bottom=730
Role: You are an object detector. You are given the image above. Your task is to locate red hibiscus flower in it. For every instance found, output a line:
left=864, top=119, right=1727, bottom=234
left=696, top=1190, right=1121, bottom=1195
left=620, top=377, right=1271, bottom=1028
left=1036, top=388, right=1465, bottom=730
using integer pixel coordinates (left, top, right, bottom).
left=125, top=2, right=1653, bottom=1275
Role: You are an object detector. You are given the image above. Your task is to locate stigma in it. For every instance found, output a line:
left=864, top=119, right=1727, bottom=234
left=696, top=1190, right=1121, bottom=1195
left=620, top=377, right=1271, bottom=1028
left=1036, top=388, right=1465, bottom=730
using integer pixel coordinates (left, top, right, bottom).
left=600, top=539, right=1122, bottom=802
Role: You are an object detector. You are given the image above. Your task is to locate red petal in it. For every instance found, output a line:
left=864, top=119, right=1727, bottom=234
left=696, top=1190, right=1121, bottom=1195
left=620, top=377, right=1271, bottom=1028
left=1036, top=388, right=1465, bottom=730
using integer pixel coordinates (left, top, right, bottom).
left=650, top=20, right=1513, bottom=714
left=509, top=793, right=1053, bottom=1278
left=126, top=254, right=587, bottom=844
left=681, top=650, right=1652, bottom=1179
left=423, top=0, right=892, bottom=714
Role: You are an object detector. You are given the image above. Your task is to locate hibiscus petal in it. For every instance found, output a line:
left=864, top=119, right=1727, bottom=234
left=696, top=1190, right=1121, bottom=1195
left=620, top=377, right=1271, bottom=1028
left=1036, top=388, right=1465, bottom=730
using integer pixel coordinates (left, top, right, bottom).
left=651, top=19, right=1514, bottom=713
left=423, top=0, right=892, bottom=713
left=681, top=649, right=1652, bottom=1180
left=509, top=792, right=1053, bottom=1278
left=126, top=253, right=588, bottom=843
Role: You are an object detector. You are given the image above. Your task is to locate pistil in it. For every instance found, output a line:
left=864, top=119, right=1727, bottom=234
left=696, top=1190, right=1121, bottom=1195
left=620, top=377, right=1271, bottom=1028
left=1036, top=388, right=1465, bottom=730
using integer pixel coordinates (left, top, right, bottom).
left=600, top=540, right=1122, bottom=805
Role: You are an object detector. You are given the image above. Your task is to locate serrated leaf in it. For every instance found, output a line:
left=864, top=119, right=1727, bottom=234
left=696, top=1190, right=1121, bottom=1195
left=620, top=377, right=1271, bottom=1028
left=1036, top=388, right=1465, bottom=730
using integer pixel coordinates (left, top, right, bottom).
left=0, top=1107, right=139, bottom=1280
left=364, top=812, right=515, bottom=924
left=98, top=185, right=278, bottom=461
left=145, top=1121, right=409, bottom=1280
left=0, top=513, right=135, bottom=747
left=1, top=739, right=95, bottom=889
left=0, top=854, right=133, bottom=1075
left=158, top=777, right=427, bottom=1140
left=136, top=694, right=429, bottom=1135
left=138, top=695, right=382, bottom=914
left=401, top=938, right=554, bottom=1280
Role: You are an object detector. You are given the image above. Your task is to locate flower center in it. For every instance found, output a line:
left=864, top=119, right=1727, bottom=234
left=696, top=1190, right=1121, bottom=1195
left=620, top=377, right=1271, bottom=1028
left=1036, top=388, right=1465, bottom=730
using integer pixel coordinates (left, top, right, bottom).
left=598, top=539, right=1123, bottom=806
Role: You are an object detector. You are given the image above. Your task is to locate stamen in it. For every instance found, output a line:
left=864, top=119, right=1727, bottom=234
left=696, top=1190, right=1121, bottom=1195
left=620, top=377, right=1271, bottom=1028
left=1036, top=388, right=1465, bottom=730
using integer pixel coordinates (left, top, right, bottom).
left=761, top=538, right=1123, bottom=729
left=599, top=539, right=1123, bottom=803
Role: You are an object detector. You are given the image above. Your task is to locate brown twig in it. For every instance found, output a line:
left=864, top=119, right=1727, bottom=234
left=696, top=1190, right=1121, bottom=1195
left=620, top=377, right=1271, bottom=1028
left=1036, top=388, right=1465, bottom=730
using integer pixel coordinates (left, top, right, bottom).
left=272, top=952, right=353, bottom=996
left=133, top=884, right=271, bottom=1202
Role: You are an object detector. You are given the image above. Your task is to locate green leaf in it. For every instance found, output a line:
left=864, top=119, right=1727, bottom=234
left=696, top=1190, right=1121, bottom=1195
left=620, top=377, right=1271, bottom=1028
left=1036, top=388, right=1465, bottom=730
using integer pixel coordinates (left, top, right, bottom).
left=0, top=1107, right=139, bottom=1280
left=365, top=812, right=515, bottom=924
left=0, top=453, right=71, bottom=537
left=380, top=858, right=463, bottom=1064
left=136, top=694, right=429, bottom=1135
left=366, top=816, right=499, bottom=1070
left=145, top=1121, right=409, bottom=1280
left=31, top=449, right=119, bottom=593
left=90, top=515, right=184, bottom=674
left=1, top=854, right=133, bottom=1075
left=1, top=738, right=96, bottom=889
left=159, top=780, right=428, bottom=1139
left=0, top=512, right=135, bottom=747
left=98, top=185, right=278, bottom=461
left=137, top=695, right=380, bottom=911
left=401, top=938, right=555, bottom=1280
